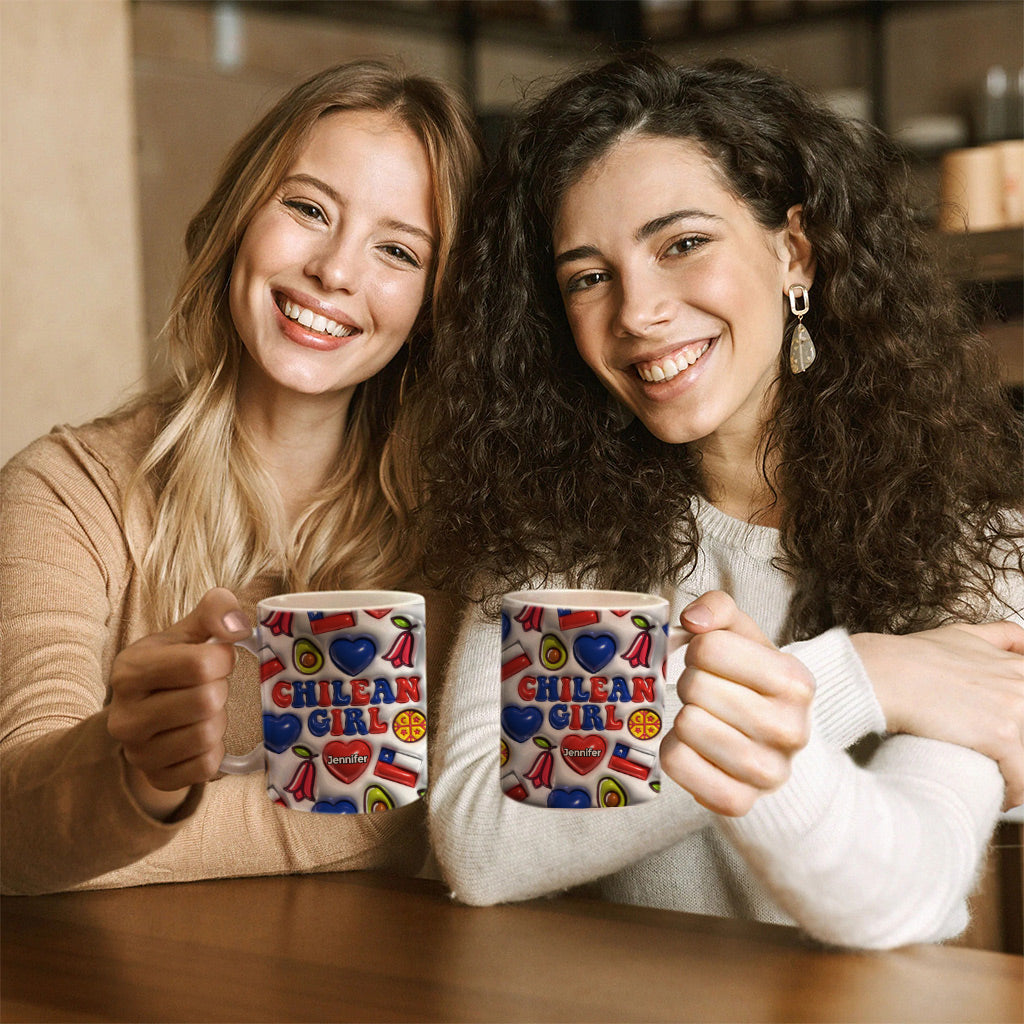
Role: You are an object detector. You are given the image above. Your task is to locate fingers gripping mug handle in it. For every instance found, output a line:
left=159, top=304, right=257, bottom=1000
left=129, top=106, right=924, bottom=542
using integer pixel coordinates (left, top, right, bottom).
left=219, top=630, right=265, bottom=774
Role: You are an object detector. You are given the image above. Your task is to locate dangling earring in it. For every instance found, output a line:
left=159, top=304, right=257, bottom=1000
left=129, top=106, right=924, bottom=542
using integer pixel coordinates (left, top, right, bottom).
left=787, top=284, right=816, bottom=374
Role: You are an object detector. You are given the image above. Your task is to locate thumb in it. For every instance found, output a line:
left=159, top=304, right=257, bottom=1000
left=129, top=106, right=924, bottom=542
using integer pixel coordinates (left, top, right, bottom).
left=680, top=590, right=773, bottom=648
left=163, top=587, right=251, bottom=645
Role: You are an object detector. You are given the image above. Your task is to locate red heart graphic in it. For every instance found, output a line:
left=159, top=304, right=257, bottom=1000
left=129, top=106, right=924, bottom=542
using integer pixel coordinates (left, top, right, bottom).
left=560, top=735, right=607, bottom=776
left=611, top=609, right=631, bottom=617
left=322, top=740, right=372, bottom=784
left=366, top=608, right=393, bottom=619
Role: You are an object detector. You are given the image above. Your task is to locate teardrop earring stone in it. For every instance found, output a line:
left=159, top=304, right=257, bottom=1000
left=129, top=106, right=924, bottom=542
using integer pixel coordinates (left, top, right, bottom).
left=789, top=323, right=816, bottom=373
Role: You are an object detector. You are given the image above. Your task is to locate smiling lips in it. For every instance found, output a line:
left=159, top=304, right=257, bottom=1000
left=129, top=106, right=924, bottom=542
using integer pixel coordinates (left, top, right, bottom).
left=277, top=295, right=360, bottom=339
left=634, top=338, right=713, bottom=382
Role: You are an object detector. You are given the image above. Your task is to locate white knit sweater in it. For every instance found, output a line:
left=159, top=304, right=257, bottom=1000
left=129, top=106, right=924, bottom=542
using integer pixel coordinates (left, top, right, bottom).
left=428, top=500, right=1017, bottom=949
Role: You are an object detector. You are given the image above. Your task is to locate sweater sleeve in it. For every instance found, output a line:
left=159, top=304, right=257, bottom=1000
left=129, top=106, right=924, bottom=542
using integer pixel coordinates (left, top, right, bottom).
left=0, top=429, right=430, bottom=894
left=0, top=430, right=197, bottom=893
left=427, top=601, right=712, bottom=906
left=718, top=727, right=1003, bottom=949
left=714, top=624, right=1006, bottom=949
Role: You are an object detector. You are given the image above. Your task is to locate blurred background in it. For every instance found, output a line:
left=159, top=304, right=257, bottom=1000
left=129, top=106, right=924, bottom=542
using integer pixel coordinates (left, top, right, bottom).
left=0, top=0, right=1022, bottom=952
left=2, top=0, right=1021, bottom=465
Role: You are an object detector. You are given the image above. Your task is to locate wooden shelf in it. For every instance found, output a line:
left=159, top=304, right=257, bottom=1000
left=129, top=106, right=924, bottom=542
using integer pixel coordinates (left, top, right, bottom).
left=944, top=227, right=1024, bottom=284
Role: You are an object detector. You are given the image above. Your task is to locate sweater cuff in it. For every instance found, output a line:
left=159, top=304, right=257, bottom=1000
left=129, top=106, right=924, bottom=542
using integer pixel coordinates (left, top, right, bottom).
left=726, top=727, right=848, bottom=842
left=786, top=628, right=885, bottom=749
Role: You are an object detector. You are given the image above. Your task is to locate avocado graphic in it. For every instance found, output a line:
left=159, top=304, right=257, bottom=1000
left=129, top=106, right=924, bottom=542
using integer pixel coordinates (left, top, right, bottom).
left=364, top=784, right=395, bottom=813
left=540, top=633, right=568, bottom=671
left=598, top=777, right=628, bottom=808
left=293, top=637, right=324, bottom=675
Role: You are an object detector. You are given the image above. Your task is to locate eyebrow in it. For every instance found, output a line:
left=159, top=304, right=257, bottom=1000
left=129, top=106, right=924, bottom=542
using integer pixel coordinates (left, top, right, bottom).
left=635, top=209, right=722, bottom=242
left=281, top=173, right=436, bottom=249
left=554, top=208, right=722, bottom=268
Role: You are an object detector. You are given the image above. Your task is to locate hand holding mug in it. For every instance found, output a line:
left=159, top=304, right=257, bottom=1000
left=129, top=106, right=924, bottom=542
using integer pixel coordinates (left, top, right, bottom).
left=660, top=591, right=815, bottom=817
left=107, top=587, right=251, bottom=819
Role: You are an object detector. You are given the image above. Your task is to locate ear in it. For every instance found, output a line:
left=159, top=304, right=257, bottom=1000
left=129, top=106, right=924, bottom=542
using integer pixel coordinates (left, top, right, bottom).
left=781, top=204, right=815, bottom=290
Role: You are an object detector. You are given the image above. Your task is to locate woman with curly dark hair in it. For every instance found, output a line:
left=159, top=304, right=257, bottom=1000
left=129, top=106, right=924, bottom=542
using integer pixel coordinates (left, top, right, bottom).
left=416, top=54, right=1024, bottom=948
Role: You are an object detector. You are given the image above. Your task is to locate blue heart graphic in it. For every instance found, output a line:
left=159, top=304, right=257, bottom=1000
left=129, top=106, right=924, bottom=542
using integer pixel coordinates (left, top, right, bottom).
left=312, top=798, right=358, bottom=814
left=263, top=713, right=301, bottom=754
left=573, top=633, right=616, bottom=673
left=501, top=612, right=510, bottom=641
left=329, top=636, right=377, bottom=676
left=501, top=705, right=543, bottom=744
left=548, top=788, right=592, bottom=809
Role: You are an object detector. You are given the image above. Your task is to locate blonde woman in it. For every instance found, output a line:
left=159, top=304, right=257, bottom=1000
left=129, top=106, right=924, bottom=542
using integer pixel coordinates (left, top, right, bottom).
left=1, top=61, right=482, bottom=894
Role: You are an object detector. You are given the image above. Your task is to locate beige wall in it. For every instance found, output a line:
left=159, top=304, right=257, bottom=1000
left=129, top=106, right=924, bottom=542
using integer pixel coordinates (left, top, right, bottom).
left=1, top=0, right=145, bottom=465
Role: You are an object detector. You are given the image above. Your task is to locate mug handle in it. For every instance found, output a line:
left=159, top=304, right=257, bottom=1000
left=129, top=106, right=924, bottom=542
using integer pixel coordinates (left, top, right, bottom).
left=217, top=631, right=265, bottom=775
left=667, top=624, right=691, bottom=654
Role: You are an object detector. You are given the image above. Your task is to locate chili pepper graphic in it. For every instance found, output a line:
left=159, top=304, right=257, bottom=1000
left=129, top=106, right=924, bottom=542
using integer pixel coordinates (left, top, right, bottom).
left=513, top=605, right=544, bottom=632
left=284, top=746, right=317, bottom=803
left=382, top=615, right=416, bottom=668
left=623, top=615, right=654, bottom=669
left=261, top=610, right=295, bottom=637
left=524, top=736, right=554, bottom=790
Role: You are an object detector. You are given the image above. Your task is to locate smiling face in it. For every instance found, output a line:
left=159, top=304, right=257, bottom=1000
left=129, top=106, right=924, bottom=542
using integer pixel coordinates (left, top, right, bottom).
left=229, top=108, right=436, bottom=408
left=553, top=133, right=812, bottom=454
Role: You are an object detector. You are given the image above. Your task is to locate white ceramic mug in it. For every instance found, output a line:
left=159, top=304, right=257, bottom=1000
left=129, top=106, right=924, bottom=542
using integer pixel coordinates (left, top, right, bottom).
left=221, top=590, right=428, bottom=814
left=499, top=589, right=685, bottom=809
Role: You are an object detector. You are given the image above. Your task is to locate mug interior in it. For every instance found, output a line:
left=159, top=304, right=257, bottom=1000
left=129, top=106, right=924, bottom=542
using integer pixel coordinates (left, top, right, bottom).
left=259, top=590, right=423, bottom=612
left=503, top=589, right=665, bottom=610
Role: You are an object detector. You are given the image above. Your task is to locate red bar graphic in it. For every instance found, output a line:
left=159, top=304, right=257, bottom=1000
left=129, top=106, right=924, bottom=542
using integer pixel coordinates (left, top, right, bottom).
left=558, top=609, right=600, bottom=629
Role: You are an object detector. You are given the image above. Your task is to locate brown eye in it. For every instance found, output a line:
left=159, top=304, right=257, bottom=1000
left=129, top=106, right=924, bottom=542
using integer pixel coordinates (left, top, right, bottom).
left=284, top=199, right=326, bottom=222
left=566, top=270, right=609, bottom=295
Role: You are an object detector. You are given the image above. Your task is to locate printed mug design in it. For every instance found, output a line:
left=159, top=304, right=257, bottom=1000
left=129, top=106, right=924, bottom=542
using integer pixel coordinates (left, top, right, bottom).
left=257, top=605, right=427, bottom=813
left=500, top=596, right=666, bottom=809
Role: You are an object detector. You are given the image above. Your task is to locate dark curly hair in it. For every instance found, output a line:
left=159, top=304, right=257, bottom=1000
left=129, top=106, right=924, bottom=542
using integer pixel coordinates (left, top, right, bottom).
left=412, top=53, right=1023, bottom=640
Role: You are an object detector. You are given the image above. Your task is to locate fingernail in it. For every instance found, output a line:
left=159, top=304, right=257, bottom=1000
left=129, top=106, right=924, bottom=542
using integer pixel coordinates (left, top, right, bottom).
left=683, top=603, right=713, bottom=629
left=222, top=611, right=249, bottom=635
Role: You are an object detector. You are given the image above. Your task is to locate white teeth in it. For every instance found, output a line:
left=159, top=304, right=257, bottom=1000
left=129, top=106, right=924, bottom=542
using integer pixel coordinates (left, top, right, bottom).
left=281, top=298, right=357, bottom=338
left=636, top=342, right=711, bottom=383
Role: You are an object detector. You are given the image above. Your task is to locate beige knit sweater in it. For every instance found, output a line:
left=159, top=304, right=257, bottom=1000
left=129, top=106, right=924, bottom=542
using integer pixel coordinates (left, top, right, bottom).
left=0, top=406, right=462, bottom=895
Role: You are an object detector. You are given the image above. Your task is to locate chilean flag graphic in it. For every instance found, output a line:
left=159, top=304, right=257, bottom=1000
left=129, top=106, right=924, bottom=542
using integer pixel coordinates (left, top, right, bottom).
left=307, top=610, right=356, bottom=634
left=608, top=742, right=655, bottom=781
left=258, top=646, right=286, bottom=683
left=557, top=608, right=600, bottom=630
left=501, top=640, right=532, bottom=681
left=501, top=770, right=529, bottom=802
left=373, top=747, right=422, bottom=787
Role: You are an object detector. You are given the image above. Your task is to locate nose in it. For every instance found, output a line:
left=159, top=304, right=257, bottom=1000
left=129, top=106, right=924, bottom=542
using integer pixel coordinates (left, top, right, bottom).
left=304, top=234, right=363, bottom=294
left=613, top=266, right=674, bottom=339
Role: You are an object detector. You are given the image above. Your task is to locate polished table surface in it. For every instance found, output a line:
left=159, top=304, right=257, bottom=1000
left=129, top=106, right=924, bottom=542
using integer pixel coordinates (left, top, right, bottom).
left=2, top=871, right=1021, bottom=1023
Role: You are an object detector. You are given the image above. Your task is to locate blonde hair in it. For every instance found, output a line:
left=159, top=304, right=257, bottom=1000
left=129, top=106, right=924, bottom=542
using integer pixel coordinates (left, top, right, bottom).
left=128, top=60, right=482, bottom=626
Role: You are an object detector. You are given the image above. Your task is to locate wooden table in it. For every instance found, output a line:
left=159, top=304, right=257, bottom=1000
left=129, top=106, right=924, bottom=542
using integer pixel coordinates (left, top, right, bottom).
left=2, top=872, right=1021, bottom=1023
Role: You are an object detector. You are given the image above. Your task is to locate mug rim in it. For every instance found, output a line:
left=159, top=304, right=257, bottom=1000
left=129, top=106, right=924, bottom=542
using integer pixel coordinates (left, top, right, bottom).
left=503, top=588, right=666, bottom=610
left=258, top=590, right=424, bottom=611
